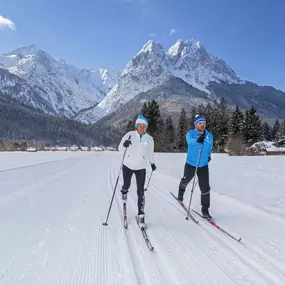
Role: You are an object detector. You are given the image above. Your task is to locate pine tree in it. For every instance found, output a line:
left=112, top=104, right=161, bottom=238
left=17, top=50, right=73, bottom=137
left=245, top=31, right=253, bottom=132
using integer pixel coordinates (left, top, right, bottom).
left=141, top=102, right=148, bottom=116
left=280, top=120, right=285, bottom=140
left=141, top=100, right=164, bottom=151
left=143, top=100, right=163, bottom=137
left=227, top=106, right=245, bottom=155
left=215, top=98, right=229, bottom=152
left=197, top=103, right=205, bottom=115
left=163, top=115, right=175, bottom=152
left=243, top=106, right=262, bottom=145
left=272, top=120, right=280, bottom=141
left=262, top=122, right=272, bottom=141
left=178, top=108, right=188, bottom=152
left=228, top=106, right=244, bottom=136
left=203, top=103, right=214, bottom=131
left=189, top=107, right=197, bottom=130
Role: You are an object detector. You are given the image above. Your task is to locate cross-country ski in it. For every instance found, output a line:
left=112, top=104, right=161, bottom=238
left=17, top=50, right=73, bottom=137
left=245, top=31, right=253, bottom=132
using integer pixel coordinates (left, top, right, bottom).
left=192, top=209, right=242, bottom=242
left=170, top=192, right=199, bottom=224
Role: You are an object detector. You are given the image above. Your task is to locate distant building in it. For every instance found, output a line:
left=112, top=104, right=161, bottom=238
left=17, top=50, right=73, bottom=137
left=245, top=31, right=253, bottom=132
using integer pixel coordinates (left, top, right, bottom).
left=248, top=141, right=285, bottom=156
left=27, top=147, right=37, bottom=152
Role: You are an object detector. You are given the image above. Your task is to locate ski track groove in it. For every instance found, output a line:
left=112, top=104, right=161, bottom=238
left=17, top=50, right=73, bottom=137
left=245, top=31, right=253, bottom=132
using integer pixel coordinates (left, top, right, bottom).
left=47, top=212, right=76, bottom=285
left=0, top=159, right=90, bottom=285
left=110, top=165, right=177, bottom=285
left=108, top=166, right=141, bottom=285
left=195, top=218, right=285, bottom=285
left=110, top=166, right=160, bottom=285
left=151, top=181, right=285, bottom=285
left=0, top=212, right=57, bottom=284
left=156, top=170, right=285, bottom=268
left=0, top=212, right=54, bottom=281
left=1, top=152, right=284, bottom=284
left=152, top=228, right=234, bottom=285
left=151, top=185, right=266, bottom=285
left=149, top=186, right=249, bottom=285
left=195, top=193, right=285, bottom=282
left=121, top=199, right=175, bottom=285
left=2, top=182, right=86, bottom=284
left=50, top=195, right=87, bottom=285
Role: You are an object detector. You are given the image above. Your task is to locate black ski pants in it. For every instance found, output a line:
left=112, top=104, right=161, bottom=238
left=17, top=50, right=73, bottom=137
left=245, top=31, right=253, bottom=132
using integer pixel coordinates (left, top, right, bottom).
left=179, top=163, right=210, bottom=209
left=121, top=165, right=146, bottom=215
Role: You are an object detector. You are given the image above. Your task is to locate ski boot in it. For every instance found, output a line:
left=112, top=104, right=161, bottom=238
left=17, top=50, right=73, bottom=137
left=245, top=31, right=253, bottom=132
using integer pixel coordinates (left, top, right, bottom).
left=137, top=214, right=146, bottom=229
left=121, top=189, right=128, bottom=201
left=201, top=207, right=212, bottom=220
left=177, top=189, right=184, bottom=203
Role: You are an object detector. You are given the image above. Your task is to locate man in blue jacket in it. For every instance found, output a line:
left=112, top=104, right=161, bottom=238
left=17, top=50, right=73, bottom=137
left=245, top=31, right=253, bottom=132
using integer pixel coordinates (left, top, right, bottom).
left=177, top=114, right=214, bottom=219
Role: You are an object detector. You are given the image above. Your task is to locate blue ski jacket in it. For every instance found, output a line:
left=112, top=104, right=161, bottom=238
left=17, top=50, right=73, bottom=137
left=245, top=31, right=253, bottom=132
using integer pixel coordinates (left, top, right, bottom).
left=186, top=129, right=213, bottom=167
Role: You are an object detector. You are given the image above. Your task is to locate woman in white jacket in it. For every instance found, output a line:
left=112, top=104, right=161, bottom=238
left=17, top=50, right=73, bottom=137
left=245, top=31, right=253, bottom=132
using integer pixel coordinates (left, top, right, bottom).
left=118, top=115, right=156, bottom=227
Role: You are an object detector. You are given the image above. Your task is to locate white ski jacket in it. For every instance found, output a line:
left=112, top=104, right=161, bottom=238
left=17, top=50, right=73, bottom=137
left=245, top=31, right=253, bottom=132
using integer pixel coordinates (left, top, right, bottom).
left=118, top=130, right=155, bottom=170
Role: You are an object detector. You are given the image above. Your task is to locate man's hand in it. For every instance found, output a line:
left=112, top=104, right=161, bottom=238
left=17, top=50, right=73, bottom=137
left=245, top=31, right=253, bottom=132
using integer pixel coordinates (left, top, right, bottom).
left=151, top=163, right=156, bottom=171
left=197, top=132, right=206, bottom=144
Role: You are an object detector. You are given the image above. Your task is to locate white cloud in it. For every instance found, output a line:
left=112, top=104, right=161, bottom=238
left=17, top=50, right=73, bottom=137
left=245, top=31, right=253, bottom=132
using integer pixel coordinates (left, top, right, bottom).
left=0, top=15, right=16, bottom=30
left=149, top=32, right=156, bottom=37
left=169, top=28, right=176, bottom=36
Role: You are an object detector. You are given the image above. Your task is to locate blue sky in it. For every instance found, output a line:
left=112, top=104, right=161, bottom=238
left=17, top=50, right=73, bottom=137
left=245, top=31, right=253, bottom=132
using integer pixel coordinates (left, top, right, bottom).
left=1, top=0, right=285, bottom=91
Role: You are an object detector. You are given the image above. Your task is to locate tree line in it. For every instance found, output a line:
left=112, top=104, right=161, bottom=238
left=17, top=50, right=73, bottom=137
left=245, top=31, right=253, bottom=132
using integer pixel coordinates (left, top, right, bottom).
left=0, top=91, right=118, bottom=148
left=125, top=99, right=285, bottom=154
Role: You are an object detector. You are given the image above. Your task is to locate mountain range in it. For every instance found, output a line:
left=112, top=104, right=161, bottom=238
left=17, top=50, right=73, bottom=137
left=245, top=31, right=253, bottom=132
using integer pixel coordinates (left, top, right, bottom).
left=0, top=44, right=119, bottom=119
left=1, top=40, right=285, bottom=131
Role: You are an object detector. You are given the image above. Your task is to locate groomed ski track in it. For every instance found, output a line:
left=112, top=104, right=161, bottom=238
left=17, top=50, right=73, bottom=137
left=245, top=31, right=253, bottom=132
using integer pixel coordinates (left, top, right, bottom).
left=0, top=151, right=284, bottom=284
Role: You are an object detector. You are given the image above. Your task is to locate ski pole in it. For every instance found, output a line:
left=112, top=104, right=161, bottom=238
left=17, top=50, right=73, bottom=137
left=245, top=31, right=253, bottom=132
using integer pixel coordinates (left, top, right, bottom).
left=103, top=136, right=130, bottom=226
left=144, top=170, right=153, bottom=191
left=186, top=144, right=203, bottom=220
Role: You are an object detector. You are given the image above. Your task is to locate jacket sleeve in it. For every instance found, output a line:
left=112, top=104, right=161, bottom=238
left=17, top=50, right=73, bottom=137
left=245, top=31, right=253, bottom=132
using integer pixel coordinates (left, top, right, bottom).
left=147, top=136, right=155, bottom=164
left=186, top=130, right=198, bottom=147
left=118, top=132, right=131, bottom=152
left=206, top=132, right=214, bottom=156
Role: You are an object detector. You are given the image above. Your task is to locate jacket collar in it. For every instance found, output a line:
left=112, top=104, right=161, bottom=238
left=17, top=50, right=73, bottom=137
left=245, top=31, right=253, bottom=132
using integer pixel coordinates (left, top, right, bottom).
left=193, top=129, right=207, bottom=136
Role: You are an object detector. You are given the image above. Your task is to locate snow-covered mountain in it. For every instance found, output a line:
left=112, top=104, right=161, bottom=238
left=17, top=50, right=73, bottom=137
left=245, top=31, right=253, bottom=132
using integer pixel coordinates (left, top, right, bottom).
left=98, top=40, right=173, bottom=113
left=0, top=45, right=119, bottom=118
left=1, top=40, right=284, bottom=125
left=97, top=39, right=241, bottom=117
left=167, top=39, right=240, bottom=92
left=0, top=67, right=56, bottom=114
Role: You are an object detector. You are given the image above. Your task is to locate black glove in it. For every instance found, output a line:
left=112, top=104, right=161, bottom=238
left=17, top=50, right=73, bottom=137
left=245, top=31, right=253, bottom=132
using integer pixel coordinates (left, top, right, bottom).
left=123, top=139, right=131, bottom=148
left=208, top=156, right=211, bottom=162
left=151, top=163, right=156, bottom=171
left=197, top=132, right=206, bottom=144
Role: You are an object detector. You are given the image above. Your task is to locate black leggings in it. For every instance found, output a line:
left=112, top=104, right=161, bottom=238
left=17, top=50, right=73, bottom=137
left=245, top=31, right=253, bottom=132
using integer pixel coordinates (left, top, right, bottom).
left=121, top=165, right=146, bottom=215
left=179, top=163, right=210, bottom=208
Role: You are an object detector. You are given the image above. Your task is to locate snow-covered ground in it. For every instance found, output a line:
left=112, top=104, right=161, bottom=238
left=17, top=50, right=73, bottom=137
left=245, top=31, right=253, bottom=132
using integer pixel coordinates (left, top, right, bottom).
left=0, top=151, right=284, bottom=285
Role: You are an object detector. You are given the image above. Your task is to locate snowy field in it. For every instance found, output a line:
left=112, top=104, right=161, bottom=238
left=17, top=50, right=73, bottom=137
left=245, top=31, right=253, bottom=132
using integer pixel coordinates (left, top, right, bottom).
left=0, top=151, right=285, bottom=285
